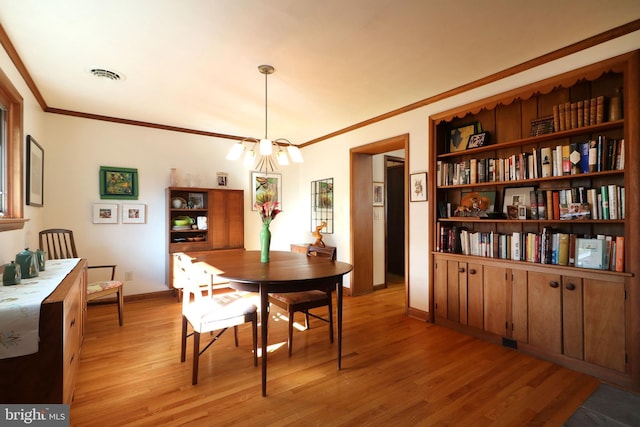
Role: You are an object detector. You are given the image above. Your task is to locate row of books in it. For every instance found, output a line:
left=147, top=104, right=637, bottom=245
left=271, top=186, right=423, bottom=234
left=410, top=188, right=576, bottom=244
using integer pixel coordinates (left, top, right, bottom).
left=528, top=186, right=625, bottom=220
left=552, top=96, right=609, bottom=133
left=438, top=225, right=624, bottom=272
left=436, top=136, right=624, bottom=186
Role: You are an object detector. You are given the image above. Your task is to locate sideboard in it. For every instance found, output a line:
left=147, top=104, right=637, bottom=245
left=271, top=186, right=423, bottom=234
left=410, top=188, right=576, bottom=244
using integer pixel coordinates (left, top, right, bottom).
left=0, top=259, right=87, bottom=403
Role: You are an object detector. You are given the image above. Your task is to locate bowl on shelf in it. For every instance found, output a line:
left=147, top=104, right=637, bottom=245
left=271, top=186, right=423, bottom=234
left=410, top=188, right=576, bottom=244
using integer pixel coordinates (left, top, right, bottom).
left=187, top=235, right=205, bottom=242
left=173, top=216, right=194, bottom=227
left=171, top=197, right=187, bottom=209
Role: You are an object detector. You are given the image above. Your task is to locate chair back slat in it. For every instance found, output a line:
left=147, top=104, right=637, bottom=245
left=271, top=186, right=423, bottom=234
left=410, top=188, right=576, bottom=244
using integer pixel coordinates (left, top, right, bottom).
left=39, top=229, right=78, bottom=259
left=174, top=253, right=215, bottom=307
left=307, top=245, right=336, bottom=260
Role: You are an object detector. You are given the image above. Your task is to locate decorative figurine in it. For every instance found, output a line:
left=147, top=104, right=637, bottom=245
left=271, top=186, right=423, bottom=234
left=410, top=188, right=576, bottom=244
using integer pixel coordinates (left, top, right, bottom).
left=312, top=221, right=327, bottom=247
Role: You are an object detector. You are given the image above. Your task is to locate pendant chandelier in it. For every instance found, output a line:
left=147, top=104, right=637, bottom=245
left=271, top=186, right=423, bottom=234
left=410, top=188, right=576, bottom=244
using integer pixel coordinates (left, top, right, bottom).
left=226, top=65, right=303, bottom=172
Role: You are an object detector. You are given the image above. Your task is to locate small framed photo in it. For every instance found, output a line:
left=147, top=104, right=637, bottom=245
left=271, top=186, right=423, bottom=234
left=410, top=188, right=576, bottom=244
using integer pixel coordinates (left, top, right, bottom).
left=449, top=122, right=481, bottom=153
left=410, top=172, right=427, bottom=202
left=92, top=203, right=118, bottom=224
left=459, top=190, right=496, bottom=216
left=99, top=166, right=138, bottom=200
left=373, top=182, right=384, bottom=206
left=217, top=172, right=228, bottom=187
left=466, top=132, right=489, bottom=149
left=122, top=203, right=146, bottom=224
left=188, top=192, right=204, bottom=209
left=502, top=186, right=535, bottom=218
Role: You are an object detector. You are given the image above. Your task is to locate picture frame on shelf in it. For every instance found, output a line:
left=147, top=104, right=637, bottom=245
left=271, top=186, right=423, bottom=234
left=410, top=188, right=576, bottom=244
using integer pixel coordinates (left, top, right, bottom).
left=502, top=186, right=535, bottom=218
left=449, top=122, right=481, bottom=153
left=251, top=171, right=282, bottom=210
left=466, top=132, right=489, bottom=149
left=188, top=192, right=204, bottom=209
left=26, top=135, right=44, bottom=207
left=373, top=182, right=384, bottom=206
left=92, top=203, right=118, bottom=224
left=122, top=203, right=146, bottom=224
left=459, top=190, right=496, bottom=217
left=99, top=166, right=138, bottom=200
left=410, top=172, right=427, bottom=202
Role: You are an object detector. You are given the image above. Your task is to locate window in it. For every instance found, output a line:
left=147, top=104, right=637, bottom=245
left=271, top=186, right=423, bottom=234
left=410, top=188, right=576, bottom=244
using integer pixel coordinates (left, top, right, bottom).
left=0, top=66, right=25, bottom=231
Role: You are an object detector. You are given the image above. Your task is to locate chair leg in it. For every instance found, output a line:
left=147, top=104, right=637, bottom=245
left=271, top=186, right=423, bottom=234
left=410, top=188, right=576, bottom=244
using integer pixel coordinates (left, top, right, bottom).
left=180, top=316, right=188, bottom=362
left=305, top=312, right=311, bottom=330
left=117, top=287, right=124, bottom=326
left=233, top=325, right=239, bottom=347
left=288, top=308, right=294, bottom=356
left=192, top=331, right=200, bottom=385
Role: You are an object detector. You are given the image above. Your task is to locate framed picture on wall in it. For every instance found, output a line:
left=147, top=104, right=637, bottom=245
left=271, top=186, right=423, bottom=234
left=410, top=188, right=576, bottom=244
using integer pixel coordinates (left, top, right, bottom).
left=373, top=182, right=384, bottom=206
left=99, top=166, right=139, bottom=200
left=122, top=203, right=146, bottom=224
left=410, top=172, right=427, bottom=202
left=251, top=172, right=282, bottom=210
left=26, top=135, right=44, bottom=207
left=92, top=203, right=118, bottom=224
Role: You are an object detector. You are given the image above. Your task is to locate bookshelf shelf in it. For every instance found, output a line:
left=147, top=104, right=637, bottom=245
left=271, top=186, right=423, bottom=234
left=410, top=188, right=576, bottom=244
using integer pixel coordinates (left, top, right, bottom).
left=428, top=51, right=640, bottom=390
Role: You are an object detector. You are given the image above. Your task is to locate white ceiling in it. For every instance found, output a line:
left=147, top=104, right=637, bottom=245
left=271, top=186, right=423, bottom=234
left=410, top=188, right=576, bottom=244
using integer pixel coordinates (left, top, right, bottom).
left=0, top=1, right=639, bottom=146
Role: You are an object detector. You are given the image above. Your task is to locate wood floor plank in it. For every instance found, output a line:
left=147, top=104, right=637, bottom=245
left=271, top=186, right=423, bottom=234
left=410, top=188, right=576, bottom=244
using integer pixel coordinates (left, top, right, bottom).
left=70, top=284, right=598, bottom=426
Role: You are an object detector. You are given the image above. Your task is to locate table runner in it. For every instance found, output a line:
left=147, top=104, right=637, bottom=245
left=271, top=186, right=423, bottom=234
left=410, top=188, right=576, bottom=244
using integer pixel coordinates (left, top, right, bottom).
left=0, top=258, right=80, bottom=359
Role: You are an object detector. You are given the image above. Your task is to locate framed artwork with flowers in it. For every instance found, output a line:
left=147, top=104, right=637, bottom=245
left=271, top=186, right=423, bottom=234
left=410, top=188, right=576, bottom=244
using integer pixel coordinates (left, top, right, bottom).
left=251, top=172, right=282, bottom=211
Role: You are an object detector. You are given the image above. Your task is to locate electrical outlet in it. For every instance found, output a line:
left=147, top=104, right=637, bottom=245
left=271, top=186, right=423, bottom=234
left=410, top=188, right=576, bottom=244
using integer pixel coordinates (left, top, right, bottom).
left=124, top=271, right=133, bottom=281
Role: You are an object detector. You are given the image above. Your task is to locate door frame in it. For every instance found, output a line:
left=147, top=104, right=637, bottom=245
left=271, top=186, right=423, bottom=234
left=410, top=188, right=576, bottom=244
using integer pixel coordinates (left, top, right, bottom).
left=350, top=134, right=409, bottom=308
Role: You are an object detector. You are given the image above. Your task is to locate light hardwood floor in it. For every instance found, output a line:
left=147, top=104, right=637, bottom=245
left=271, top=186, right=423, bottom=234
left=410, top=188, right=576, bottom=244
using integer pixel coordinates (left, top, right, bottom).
left=70, top=284, right=598, bottom=426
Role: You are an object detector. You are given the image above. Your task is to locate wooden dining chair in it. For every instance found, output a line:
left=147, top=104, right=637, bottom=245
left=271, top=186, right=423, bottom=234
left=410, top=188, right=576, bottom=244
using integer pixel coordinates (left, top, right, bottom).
left=268, top=245, right=336, bottom=356
left=174, top=253, right=258, bottom=385
left=39, top=228, right=124, bottom=326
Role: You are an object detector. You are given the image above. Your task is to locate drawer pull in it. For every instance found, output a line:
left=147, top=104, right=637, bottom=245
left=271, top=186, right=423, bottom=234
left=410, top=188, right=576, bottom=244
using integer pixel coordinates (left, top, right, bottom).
left=565, top=283, right=576, bottom=291
left=469, top=269, right=476, bottom=275
left=458, top=267, right=465, bottom=273
left=549, top=281, right=559, bottom=288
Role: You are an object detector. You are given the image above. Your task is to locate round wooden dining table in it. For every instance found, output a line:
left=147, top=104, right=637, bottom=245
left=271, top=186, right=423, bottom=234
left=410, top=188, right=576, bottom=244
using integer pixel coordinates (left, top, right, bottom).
left=193, top=250, right=353, bottom=396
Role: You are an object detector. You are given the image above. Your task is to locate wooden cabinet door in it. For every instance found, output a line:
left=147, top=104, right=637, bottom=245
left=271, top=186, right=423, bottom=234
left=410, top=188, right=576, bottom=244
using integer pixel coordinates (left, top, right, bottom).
left=510, top=269, right=528, bottom=342
left=447, top=260, right=460, bottom=322
left=528, top=271, right=562, bottom=354
left=466, top=262, right=483, bottom=329
left=583, top=278, right=626, bottom=372
left=483, top=265, right=507, bottom=336
left=209, top=189, right=244, bottom=249
left=434, top=256, right=448, bottom=320
left=562, top=276, right=583, bottom=360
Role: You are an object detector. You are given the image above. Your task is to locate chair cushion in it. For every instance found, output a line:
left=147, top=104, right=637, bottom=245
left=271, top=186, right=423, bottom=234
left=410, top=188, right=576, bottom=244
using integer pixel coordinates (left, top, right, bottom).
left=270, top=290, right=328, bottom=305
left=87, top=280, right=123, bottom=295
left=184, top=291, right=257, bottom=333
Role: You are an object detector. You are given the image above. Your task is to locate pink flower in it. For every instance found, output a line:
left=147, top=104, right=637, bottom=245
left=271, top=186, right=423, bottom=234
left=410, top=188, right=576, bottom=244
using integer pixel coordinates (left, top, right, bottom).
left=255, top=200, right=281, bottom=225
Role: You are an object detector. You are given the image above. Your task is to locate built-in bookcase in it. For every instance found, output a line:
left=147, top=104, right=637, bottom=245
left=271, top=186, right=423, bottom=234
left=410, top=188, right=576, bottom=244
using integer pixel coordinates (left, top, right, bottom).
left=428, top=51, right=640, bottom=390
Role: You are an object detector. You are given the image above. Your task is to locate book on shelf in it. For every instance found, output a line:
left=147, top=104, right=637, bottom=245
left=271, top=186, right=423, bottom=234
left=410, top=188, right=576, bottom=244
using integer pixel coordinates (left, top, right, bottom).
left=615, top=236, right=625, bottom=272
left=600, top=186, right=610, bottom=220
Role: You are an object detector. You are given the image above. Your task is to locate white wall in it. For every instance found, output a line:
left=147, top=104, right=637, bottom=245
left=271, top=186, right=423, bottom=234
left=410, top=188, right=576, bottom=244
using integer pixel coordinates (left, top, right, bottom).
left=1, top=30, right=639, bottom=309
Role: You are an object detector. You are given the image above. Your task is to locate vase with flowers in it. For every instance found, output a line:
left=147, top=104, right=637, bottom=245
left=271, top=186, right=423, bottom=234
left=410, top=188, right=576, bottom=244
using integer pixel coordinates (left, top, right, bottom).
left=256, top=200, right=281, bottom=262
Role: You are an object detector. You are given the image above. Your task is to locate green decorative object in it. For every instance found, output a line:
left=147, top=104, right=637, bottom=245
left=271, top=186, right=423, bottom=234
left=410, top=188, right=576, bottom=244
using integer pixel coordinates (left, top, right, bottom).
left=260, top=223, right=271, bottom=263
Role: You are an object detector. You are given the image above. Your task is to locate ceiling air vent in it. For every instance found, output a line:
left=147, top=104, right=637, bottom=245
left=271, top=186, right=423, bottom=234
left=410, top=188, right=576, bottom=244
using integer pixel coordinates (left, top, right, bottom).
left=89, top=68, right=122, bottom=81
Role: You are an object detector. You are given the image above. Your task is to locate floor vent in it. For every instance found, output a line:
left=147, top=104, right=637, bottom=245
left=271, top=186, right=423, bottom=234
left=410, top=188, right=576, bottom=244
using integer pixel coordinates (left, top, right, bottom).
left=502, top=337, right=518, bottom=349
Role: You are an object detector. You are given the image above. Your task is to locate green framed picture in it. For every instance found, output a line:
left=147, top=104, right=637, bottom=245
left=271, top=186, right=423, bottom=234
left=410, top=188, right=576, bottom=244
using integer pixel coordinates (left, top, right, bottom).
left=99, top=166, right=139, bottom=200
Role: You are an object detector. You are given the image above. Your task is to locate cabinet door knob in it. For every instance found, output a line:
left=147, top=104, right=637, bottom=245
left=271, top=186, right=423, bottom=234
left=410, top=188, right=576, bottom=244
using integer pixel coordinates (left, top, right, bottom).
left=469, top=269, right=476, bottom=275
left=565, top=283, right=576, bottom=291
left=549, top=281, right=559, bottom=288
left=458, top=267, right=465, bottom=273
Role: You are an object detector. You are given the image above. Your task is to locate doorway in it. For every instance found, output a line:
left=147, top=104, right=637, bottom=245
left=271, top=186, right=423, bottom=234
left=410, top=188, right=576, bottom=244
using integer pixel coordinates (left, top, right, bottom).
left=350, top=134, right=409, bottom=310
left=385, top=156, right=405, bottom=283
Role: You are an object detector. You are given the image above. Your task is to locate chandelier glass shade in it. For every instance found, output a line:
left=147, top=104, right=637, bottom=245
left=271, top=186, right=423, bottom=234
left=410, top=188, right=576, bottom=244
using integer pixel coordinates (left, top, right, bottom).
left=226, top=65, right=303, bottom=172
